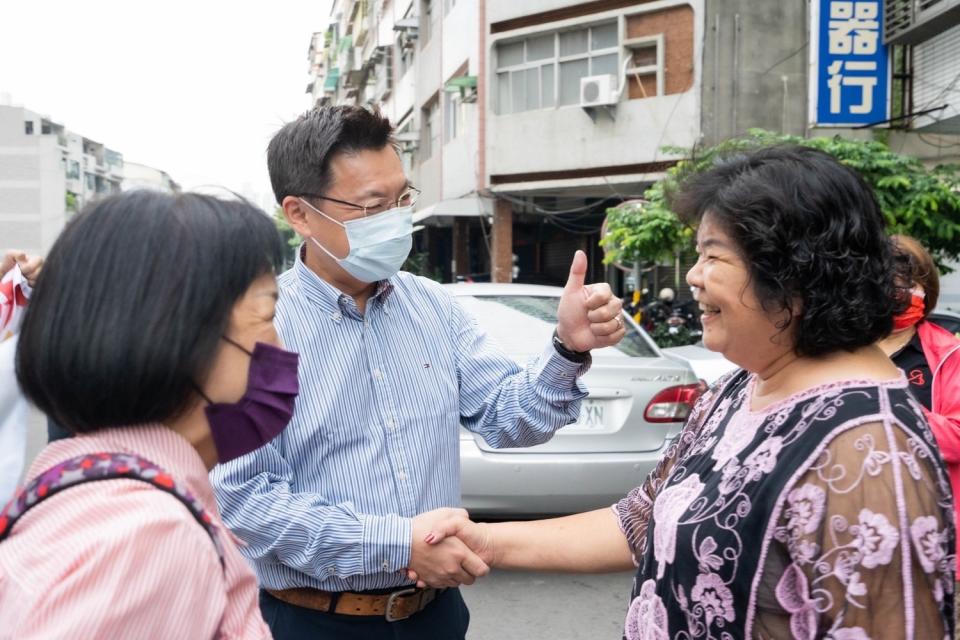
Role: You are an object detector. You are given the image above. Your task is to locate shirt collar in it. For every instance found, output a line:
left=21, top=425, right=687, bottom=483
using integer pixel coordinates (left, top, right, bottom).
left=293, top=243, right=395, bottom=315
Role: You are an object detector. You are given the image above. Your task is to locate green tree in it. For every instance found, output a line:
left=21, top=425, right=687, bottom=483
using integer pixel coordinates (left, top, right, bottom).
left=402, top=250, right=443, bottom=282
left=273, top=207, right=300, bottom=270
left=601, top=129, right=960, bottom=273
left=65, top=191, right=78, bottom=214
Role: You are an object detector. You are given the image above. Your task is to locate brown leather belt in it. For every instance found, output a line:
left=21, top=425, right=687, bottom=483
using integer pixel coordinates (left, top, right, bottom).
left=265, top=586, right=443, bottom=622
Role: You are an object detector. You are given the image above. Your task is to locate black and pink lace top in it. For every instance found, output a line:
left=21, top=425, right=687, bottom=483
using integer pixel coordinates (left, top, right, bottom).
left=616, top=370, right=955, bottom=640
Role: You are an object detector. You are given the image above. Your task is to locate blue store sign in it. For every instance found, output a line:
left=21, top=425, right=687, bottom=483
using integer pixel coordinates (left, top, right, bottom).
left=812, top=0, right=890, bottom=126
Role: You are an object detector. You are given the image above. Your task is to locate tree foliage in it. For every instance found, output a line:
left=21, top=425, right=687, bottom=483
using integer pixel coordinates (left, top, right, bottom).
left=273, top=207, right=300, bottom=270
left=601, top=129, right=960, bottom=273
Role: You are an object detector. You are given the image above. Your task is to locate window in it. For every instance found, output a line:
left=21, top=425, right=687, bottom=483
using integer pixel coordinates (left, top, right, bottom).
left=444, top=90, right=464, bottom=143
left=24, top=121, right=33, bottom=135
left=624, top=34, right=663, bottom=99
left=495, top=21, right=619, bottom=113
left=421, top=99, right=439, bottom=161
left=397, top=6, right=416, bottom=75
left=396, top=33, right=415, bottom=76
left=374, top=46, right=394, bottom=99
left=66, top=160, right=80, bottom=180
left=105, top=149, right=123, bottom=168
left=397, top=118, right=416, bottom=174
left=85, top=173, right=95, bottom=191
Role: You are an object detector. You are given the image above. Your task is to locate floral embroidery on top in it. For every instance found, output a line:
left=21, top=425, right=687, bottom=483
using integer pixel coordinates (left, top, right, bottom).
left=691, top=572, right=736, bottom=628
left=785, top=483, right=827, bottom=536
left=853, top=509, right=900, bottom=569
left=652, top=473, right=705, bottom=579
left=710, top=408, right=765, bottom=470
left=624, top=579, right=669, bottom=640
left=910, top=515, right=948, bottom=574
left=775, top=563, right=818, bottom=640
left=615, top=372, right=955, bottom=639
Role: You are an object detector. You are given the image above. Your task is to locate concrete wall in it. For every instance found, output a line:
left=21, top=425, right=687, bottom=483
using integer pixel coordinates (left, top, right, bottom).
left=416, top=25, right=443, bottom=109
left=0, top=106, right=66, bottom=256
left=440, top=0, right=480, bottom=199
left=488, top=0, right=587, bottom=24
left=442, top=110, right=478, bottom=198
left=442, top=0, right=479, bottom=80
left=417, top=153, right=442, bottom=206
left=488, top=90, right=698, bottom=175
left=700, top=0, right=808, bottom=145
left=37, top=138, right=66, bottom=252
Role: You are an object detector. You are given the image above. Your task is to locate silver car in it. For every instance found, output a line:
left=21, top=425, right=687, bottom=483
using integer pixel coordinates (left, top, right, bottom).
left=448, top=283, right=704, bottom=517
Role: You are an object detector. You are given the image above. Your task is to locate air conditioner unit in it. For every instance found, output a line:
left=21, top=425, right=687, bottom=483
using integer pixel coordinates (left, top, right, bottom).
left=579, top=74, right=619, bottom=108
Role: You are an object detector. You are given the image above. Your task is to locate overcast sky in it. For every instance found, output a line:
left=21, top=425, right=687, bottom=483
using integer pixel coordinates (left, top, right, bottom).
left=0, top=1, right=330, bottom=211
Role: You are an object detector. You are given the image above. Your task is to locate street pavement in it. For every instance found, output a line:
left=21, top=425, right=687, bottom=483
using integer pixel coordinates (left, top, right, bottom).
left=462, top=569, right=632, bottom=639
left=23, top=409, right=632, bottom=638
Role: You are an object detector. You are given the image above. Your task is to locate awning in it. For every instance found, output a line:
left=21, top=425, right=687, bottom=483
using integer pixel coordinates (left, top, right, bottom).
left=444, top=75, right=477, bottom=92
left=412, top=195, right=491, bottom=224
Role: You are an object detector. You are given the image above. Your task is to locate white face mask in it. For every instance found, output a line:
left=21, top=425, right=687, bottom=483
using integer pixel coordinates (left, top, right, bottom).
left=300, top=197, right=413, bottom=283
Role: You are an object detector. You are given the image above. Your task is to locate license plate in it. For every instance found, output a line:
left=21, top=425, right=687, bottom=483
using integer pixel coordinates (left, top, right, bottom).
left=566, top=399, right=606, bottom=432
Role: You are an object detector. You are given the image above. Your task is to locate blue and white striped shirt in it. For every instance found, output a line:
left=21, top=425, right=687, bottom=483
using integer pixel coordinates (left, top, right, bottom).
left=211, top=254, right=588, bottom=591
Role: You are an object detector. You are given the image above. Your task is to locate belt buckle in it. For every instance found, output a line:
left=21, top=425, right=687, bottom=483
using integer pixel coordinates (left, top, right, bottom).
left=384, top=587, right=420, bottom=622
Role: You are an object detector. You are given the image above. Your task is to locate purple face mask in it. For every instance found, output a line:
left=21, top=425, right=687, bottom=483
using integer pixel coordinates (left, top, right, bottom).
left=199, top=338, right=300, bottom=463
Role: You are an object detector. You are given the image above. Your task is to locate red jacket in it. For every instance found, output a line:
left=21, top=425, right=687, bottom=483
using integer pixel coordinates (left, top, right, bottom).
left=917, top=320, right=960, bottom=561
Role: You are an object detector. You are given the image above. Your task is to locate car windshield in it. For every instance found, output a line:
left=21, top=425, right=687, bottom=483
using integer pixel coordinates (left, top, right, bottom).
left=455, top=295, right=657, bottom=359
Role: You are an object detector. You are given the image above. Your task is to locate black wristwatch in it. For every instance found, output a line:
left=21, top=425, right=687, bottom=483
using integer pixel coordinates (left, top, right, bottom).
left=552, top=328, right=591, bottom=363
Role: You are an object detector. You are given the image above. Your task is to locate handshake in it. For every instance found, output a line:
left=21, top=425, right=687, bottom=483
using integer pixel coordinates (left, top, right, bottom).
left=404, top=508, right=496, bottom=588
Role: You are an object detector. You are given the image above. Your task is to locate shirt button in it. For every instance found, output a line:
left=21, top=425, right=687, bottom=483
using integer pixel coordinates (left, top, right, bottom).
left=327, top=566, right=336, bottom=574
left=372, top=368, right=383, bottom=380
left=386, top=418, right=396, bottom=430
left=331, top=312, right=342, bottom=322
left=397, top=471, right=407, bottom=481
left=382, top=560, right=390, bottom=571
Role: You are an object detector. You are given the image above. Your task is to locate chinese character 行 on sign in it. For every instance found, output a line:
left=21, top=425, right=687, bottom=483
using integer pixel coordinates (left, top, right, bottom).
left=814, top=0, right=889, bottom=126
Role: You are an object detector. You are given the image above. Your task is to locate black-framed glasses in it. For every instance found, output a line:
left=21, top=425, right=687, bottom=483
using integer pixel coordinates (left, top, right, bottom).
left=301, top=186, right=421, bottom=218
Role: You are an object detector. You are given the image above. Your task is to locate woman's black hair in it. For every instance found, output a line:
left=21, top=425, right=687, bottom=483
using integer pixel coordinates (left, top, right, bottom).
left=16, top=190, right=285, bottom=433
left=670, top=144, right=900, bottom=357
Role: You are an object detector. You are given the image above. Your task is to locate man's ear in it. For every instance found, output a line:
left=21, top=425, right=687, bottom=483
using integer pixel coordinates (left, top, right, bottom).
left=281, top=196, right=312, bottom=237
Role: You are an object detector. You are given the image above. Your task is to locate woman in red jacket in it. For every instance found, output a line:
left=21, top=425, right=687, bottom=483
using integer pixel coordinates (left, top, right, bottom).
left=879, top=235, right=960, bottom=559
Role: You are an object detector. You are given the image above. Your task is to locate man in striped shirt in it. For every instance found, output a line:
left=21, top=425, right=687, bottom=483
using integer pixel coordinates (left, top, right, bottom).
left=211, top=105, right=625, bottom=640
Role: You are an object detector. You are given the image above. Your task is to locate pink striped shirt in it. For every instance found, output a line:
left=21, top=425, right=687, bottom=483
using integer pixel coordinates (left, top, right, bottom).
left=0, top=424, right=270, bottom=639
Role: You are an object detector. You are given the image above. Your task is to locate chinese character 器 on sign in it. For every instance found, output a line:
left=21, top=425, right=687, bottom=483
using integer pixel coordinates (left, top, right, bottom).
left=814, top=0, right=890, bottom=126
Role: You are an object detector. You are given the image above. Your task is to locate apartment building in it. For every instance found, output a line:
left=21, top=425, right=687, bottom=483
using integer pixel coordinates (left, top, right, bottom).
left=0, top=105, right=124, bottom=256
left=122, top=161, right=181, bottom=194
left=306, top=0, right=702, bottom=287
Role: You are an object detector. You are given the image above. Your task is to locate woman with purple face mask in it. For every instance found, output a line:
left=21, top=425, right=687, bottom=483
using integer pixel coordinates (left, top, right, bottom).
left=0, top=191, right=296, bottom=639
